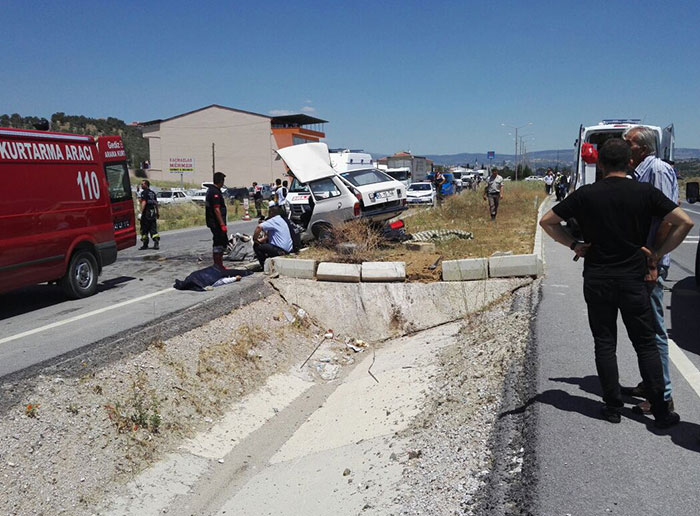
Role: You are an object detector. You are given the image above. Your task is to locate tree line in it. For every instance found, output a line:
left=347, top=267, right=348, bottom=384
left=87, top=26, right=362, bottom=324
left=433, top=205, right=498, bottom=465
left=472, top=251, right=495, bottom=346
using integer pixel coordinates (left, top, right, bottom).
left=0, top=112, right=149, bottom=169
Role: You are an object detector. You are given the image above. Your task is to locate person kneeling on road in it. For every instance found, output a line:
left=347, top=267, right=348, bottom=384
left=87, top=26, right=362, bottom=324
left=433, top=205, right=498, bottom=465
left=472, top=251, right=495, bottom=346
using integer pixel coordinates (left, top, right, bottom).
left=206, top=171, right=229, bottom=270
left=253, top=203, right=293, bottom=268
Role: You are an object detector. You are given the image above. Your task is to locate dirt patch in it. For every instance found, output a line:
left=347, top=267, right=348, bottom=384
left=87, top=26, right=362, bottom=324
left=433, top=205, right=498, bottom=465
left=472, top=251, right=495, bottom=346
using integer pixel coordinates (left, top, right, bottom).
left=0, top=295, right=328, bottom=516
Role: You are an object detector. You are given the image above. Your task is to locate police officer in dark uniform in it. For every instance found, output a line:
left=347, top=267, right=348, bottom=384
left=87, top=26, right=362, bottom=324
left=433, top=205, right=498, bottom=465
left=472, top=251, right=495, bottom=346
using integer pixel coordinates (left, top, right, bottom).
left=139, top=180, right=160, bottom=250
left=206, top=172, right=228, bottom=269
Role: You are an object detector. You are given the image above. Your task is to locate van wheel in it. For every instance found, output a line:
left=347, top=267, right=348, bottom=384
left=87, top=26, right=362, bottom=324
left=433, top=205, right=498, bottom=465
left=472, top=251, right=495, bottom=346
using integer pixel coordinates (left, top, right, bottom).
left=61, top=250, right=99, bottom=299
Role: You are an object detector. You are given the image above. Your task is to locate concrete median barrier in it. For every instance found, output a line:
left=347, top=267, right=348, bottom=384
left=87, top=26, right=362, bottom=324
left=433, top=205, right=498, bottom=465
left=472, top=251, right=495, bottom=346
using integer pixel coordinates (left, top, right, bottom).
left=271, top=257, right=317, bottom=279
left=316, top=262, right=361, bottom=282
left=489, top=253, right=539, bottom=278
left=361, top=262, right=406, bottom=282
left=442, top=258, right=489, bottom=281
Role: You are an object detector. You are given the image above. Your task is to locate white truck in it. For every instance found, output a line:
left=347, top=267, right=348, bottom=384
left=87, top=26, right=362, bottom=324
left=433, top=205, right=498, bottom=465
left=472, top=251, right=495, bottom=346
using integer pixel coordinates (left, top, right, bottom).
left=572, top=119, right=674, bottom=190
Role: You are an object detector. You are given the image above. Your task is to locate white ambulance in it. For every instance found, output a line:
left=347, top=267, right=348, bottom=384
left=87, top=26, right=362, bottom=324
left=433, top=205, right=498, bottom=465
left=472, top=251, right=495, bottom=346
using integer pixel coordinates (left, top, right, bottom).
left=572, top=119, right=674, bottom=190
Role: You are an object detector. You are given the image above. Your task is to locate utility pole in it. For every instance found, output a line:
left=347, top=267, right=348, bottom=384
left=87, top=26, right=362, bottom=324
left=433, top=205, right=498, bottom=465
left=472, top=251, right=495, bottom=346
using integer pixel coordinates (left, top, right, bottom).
left=502, top=122, right=532, bottom=181
left=212, top=143, right=216, bottom=178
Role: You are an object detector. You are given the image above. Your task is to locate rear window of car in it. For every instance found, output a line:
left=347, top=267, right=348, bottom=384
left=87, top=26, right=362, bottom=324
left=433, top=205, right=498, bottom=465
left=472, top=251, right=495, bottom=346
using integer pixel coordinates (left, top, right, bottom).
left=158, top=192, right=172, bottom=198
left=340, top=169, right=392, bottom=187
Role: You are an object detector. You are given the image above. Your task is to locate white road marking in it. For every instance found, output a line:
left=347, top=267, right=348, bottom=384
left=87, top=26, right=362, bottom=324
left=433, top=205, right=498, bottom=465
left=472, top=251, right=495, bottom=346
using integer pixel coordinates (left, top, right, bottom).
left=0, top=287, right=175, bottom=345
left=669, top=338, right=700, bottom=399
left=681, top=207, right=700, bottom=215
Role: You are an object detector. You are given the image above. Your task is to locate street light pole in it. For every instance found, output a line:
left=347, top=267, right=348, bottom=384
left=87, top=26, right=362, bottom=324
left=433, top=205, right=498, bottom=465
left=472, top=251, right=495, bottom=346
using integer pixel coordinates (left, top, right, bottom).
left=502, top=122, right=532, bottom=181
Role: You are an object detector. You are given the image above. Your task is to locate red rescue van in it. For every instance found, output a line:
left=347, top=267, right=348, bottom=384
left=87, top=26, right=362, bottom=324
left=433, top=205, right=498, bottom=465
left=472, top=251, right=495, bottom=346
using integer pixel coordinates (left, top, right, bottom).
left=0, top=127, right=136, bottom=298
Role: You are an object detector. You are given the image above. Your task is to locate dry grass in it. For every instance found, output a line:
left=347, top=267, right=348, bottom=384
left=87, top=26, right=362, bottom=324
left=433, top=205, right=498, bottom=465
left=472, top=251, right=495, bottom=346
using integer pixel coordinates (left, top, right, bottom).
left=301, top=182, right=543, bottom=267
left=406, top=182, right=542, bottom=258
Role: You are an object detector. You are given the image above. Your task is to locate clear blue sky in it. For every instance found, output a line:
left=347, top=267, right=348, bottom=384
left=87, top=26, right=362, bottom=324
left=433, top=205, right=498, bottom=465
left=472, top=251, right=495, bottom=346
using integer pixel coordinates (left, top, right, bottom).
left=3, top=0, right=700, bottom=155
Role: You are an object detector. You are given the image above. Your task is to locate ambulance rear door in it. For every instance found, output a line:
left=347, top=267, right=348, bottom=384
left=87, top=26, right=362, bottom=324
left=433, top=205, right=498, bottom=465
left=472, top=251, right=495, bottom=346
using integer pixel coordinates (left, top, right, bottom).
left=97, top=136, right=136, bottom=251
left=661, top=124, right=674, bottom=161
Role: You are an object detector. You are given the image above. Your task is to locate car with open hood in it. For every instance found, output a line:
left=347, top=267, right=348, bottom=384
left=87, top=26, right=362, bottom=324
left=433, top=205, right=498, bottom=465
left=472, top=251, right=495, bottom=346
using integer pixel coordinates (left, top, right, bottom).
left=279, top=143, right=407, bottom=242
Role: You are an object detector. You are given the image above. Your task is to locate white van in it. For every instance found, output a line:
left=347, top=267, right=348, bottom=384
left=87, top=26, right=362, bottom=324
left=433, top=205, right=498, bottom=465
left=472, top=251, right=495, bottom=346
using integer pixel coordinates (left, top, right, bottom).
left=572, top=119, right=674, bottom=190
left=329, top=148, right=374, bottom=172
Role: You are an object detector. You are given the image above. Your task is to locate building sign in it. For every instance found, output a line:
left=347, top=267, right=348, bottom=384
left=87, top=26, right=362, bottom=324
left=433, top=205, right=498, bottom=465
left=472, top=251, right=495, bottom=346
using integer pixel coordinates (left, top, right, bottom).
left=487, top=151, right=495, bottom=160
left=169, top=157, right=195, bottom=173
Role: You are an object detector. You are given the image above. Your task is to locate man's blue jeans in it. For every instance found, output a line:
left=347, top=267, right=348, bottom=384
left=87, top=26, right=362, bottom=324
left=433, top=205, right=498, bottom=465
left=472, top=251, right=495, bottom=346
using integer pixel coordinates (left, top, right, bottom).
left=648, top=265, right=672, bottom=401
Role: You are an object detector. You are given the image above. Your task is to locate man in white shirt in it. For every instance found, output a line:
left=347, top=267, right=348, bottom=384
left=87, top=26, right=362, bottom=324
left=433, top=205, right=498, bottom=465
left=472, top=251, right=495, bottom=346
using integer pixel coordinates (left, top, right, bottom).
left=253, top=203, right=293, bottom=268
left=483, top=168, right=505, bottom=220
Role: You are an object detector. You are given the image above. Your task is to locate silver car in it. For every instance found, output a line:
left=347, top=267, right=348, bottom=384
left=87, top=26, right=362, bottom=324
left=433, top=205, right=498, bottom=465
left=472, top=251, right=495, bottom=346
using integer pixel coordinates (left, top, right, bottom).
left=278, top=143, right=361, bottom=241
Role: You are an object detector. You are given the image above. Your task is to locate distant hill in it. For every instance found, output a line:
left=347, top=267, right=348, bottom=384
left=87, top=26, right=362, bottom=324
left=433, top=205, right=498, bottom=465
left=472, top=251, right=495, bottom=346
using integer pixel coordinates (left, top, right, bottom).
left=411, top=148, right=700, bottom=167
left=0, top=112, right=148, bottom=168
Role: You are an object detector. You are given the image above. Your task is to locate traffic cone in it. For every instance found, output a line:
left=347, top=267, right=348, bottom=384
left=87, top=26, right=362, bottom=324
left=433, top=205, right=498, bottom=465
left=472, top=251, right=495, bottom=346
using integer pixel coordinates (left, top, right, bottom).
left=242, top=198, right=252, bottom=221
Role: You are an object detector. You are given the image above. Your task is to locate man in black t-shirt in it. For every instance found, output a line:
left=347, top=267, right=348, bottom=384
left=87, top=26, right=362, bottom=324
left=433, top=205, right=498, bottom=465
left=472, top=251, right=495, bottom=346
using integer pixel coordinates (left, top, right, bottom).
left=206, top=172, right=228, bottom=269
left=539, top=138, right=693, bottom=428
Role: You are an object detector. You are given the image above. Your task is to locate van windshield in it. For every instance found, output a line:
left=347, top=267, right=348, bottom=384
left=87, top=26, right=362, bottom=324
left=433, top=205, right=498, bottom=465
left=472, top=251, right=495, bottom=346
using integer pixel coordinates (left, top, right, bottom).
left=104, top=162, right=132, bottom=203
left=387, top=170, right=410, bottom=181
left=290, top=177, right=309, bottom=193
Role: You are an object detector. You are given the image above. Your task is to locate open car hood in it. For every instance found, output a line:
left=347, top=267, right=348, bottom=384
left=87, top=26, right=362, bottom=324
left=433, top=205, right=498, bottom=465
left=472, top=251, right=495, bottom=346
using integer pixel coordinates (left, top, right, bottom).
left=276, top=142, right=336, bottom=183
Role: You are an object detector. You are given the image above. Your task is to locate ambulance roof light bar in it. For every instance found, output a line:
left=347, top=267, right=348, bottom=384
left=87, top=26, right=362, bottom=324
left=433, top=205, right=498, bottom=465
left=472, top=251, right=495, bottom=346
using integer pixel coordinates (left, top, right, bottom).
left=600, top=119, right=641, bottom=125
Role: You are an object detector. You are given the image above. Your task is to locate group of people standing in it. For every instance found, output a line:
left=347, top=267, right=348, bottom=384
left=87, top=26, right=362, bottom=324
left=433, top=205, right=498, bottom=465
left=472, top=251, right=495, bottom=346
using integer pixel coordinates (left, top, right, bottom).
left=540, top=127, right=693, bottom=429
left=544, top=168, right=569, bottom=201
left=252, top=179, right=289, bottom=218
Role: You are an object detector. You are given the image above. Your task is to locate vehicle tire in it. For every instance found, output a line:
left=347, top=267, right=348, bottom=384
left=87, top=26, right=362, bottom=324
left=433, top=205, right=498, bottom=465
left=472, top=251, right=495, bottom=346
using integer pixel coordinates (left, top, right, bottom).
left=60, top=250, right=99, bottom=299
left=312, top=223, right=333, bottom=245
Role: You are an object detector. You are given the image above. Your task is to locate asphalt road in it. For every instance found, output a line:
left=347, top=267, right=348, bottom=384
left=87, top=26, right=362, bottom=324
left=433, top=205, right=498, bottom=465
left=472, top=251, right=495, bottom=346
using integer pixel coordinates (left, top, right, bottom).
left=0, top=218, right=264, bottom=380
left=532, top=198, right=700, bottom=515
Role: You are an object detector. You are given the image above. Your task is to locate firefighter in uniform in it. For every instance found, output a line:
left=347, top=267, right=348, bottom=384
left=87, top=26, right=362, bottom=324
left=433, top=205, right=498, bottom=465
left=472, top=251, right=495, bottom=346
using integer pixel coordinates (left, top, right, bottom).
left=139, top=180, right=160, bottom=250
left=206, top=172, right=228, bottom=269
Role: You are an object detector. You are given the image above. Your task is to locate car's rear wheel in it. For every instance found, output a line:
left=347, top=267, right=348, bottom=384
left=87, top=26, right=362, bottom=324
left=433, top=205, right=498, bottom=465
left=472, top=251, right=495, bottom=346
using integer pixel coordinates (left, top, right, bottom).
left=60, top=250, right=99, bottom=299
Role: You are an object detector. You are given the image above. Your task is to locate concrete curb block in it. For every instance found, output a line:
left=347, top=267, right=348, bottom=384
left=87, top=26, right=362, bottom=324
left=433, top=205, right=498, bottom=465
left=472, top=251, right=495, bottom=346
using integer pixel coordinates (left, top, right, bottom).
left=533, top=195, right=551, bottom=276
left=489, top=253, right=539, bottom=278
left=316, top=262, right=361, bottom=282
left=271, top=257, right=317, bottom=279
left=361, top=262, right=406, bottom=282
left=442, top=258, right=489, bottom=281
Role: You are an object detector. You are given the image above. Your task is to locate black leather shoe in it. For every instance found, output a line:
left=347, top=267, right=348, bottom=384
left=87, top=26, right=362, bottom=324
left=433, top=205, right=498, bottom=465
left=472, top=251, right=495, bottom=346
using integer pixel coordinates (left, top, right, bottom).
left=601, top=405, right=622, bottom=424
left=654, top=411, right=680, bottom=429
left=620, top=382, right=645, bottom=397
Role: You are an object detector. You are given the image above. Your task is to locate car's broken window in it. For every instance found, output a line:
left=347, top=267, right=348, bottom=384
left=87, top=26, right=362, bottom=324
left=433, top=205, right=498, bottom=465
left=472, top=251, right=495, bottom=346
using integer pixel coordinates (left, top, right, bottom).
left=310, top=177, right=341, bottom=200
left=290, top=177, right=309, bottom=193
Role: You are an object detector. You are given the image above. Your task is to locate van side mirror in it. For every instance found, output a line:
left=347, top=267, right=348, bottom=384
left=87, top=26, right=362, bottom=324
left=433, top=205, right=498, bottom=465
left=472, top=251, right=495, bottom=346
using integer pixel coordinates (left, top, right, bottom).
left=687, top=182, right=699, bottom=204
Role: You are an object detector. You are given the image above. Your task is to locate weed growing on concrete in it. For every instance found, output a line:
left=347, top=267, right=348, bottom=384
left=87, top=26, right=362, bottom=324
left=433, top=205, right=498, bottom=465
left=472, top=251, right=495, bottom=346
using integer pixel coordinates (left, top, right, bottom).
left=104, top=373, right=162, bottom=434
left=25, top=403, right=40, bottom=418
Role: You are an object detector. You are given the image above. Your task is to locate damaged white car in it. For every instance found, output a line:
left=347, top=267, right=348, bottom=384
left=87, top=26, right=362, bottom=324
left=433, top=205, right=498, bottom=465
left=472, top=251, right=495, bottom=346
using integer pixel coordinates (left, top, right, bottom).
left=278, top=143, right=407, bottom=242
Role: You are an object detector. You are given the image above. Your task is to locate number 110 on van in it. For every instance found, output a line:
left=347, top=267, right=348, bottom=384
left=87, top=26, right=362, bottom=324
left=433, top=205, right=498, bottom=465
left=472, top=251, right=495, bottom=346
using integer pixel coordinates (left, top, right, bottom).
left=76, top=171, right=101, bottom=200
